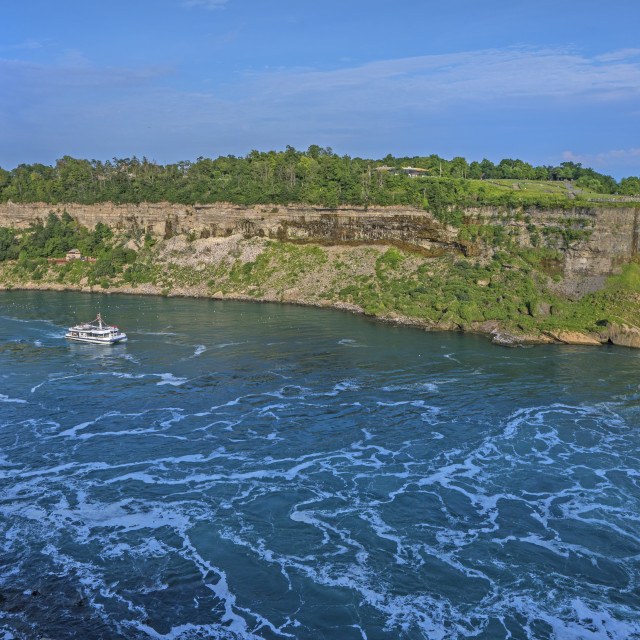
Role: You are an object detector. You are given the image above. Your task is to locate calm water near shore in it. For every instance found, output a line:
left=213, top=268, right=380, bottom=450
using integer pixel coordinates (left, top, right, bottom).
left=1, top=290, right=639, bottom=639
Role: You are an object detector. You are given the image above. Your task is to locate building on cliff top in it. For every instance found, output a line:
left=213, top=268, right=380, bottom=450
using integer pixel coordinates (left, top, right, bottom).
left=375, top=166, right=429, bottom=178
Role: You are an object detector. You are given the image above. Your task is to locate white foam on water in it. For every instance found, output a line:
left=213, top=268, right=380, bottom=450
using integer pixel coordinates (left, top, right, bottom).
left=419, top=406, right=442, bottom=424
left=158, top=409, right=187, bottom=427
left=215, top=341, right=246, bottom=349
left=102, top=536, right=173, bottom=561
left=333, top=379, right=361, bottom=392
left=30, top=373, right=85, bottom=393
left=177, top=534, right=288, bottom=639
left=382, top=382, right=439, bottom=393
left=338, top=338, right=365, bottom=347
left=56, top=416, right=106, bottom=438
left=132, top=621, right=258, bottom=640
left=376, top=399, right=426, bottom=407
left=0, top=394, right=26, bottom=404
left=220, top=524, right=464, bottom=640
left=492, top=593, right=639, bottom=640
left=0, top=315, right=58, bottom=326
left=361, top=509, right=416, bottom=565
left=192, top=345, right=207, bottom=357
left=76, top=428, right=189, bottom=442
left=54, top=498, right=192, bottom=535
left=257, top=403, right=286, bottom=416
left=265, top=385, right=310, bottom=399
left=109, top=372, right=147, bottom=380
left=155, top=373, right=188, bottom=386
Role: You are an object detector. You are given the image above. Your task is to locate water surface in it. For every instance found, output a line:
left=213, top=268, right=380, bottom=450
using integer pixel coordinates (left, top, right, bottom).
left=1, top=291, right=639, bottom=639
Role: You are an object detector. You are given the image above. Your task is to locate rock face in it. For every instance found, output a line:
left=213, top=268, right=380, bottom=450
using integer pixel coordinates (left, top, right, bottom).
left=599, top=322, right=640, bottom=348
left=543, top=321, right=640, bottom=349
left=545, top=330, right=603, bottom=346
left=0, top=201, right=463, bottom=255
left=0, top=201, right=638, bottom=291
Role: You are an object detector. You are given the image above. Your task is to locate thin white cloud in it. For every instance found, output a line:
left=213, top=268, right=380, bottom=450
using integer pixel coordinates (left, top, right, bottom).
left=595, top=49, right=640, bottom=62
left=0, top=39, right=44, bottom=51
left=57, top=49, right=92, bottom=68
left=4, top=45, right=639, bottom=118
left=562, top=149, right=640, bottom=166
left=241, top=46, right=640, bottom=108
left=0, top=58, right=172, bottom=92
left=181, top=0, right=228, bottom=9
left=2, top=45, right=640, bottom=173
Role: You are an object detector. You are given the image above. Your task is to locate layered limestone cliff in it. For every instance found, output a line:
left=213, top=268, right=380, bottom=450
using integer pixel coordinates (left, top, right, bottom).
left=1, top=201, right=637, bottom=294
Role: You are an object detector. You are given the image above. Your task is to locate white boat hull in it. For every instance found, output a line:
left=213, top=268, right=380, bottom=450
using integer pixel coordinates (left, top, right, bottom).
left=66, top=333, right=127, bottom=344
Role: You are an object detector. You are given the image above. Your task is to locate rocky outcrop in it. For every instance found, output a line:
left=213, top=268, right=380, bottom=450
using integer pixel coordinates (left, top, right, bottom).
left=0, top=201, right=638, bottom=295
left=544, top=330, right=602, bottom=346
left=598, top=321, right=640, bottom=349
left=0, top=201, right=462, bottom=255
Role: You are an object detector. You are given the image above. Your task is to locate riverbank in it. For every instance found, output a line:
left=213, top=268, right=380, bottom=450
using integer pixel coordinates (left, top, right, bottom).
left=2, top=232, right=639, bottom=349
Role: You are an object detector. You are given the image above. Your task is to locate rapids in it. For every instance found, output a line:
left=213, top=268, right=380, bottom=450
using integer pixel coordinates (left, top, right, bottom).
left=0, top=291, right=639, bottom=639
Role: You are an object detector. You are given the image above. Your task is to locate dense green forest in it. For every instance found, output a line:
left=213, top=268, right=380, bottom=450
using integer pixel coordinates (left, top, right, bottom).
left=1, top=146, right=639, bottom=210
left=0, top=211, right=139, bottom=287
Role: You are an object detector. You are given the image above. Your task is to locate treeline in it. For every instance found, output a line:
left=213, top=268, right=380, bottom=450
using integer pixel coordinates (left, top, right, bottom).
left=0, top=212, right=138, bottom=284
left=1, top=146, right=639, bottom=209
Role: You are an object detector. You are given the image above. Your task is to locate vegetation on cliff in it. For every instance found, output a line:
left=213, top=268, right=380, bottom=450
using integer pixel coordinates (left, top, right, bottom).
left=1, top=211, right=639, bottom=347
left=1, top=148, right=639, bottom=219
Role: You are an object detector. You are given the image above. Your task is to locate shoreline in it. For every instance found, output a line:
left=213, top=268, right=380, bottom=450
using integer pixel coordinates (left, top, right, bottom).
left=3, top=279, right=638, bottom=350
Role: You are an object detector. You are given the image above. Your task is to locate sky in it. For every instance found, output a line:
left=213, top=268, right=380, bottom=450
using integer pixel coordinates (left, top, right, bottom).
left=1, top=0, right=640, bottom=178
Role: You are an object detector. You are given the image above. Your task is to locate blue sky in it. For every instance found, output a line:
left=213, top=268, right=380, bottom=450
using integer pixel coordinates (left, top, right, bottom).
left=2, top=0, right=640, bottom=178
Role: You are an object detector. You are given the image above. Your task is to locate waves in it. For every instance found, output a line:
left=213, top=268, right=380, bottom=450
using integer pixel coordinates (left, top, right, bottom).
left=3, top=391, right=638, bottom=638
left=1, top=293, right=639, bottom=639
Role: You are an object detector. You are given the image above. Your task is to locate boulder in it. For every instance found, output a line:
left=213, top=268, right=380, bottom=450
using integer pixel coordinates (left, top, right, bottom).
left=535, top=301, right=552, bottom=317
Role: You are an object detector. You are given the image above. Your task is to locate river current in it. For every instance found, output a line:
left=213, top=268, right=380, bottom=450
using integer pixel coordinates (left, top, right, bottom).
left=0, top=291, right=639, bottom=639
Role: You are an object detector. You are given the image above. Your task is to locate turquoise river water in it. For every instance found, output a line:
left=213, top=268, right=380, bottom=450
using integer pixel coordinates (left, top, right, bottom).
left=0, top=290, right=639, bottom=639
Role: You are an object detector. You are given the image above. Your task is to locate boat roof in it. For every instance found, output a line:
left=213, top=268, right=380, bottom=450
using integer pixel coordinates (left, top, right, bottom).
left=69, top=313, right=119, bottom=330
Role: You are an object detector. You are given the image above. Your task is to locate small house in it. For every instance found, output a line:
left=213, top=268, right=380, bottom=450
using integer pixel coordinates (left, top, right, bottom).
left=402, top=167, right=429, bottom=178
left=66, top=249, right=82, bottom=261
left=375, top=166, right=429, bottom=178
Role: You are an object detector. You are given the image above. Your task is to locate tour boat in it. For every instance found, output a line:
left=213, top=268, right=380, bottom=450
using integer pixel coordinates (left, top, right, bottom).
left=66, top=313, right=127, bottom=344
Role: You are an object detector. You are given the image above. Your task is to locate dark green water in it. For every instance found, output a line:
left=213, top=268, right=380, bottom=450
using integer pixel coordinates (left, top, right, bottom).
left=1, top=290, right=639, bottom=639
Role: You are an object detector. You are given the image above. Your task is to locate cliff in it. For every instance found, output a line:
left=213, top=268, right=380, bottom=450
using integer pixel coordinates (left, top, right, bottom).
left=1, top=201, right=637, bottom=294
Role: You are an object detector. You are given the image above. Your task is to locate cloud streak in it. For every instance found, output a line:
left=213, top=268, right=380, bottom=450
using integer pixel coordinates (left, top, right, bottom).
left=180, top=0, right=229, bottom=9
left=1, top=45, right=640, bottom=172
left=241, top=46, right=640, bottom=109
left=0, top=39, right=44, bottom=51
left=4, top=45, right=639, bottom=125
left=562, top=148, right=640, bottom=170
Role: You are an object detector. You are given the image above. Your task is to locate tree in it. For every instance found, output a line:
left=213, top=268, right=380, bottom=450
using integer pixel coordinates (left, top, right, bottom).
left=619, top=177, right=640, bottom=195
left=479, top=158, right=496, bottom=179
left=450, top=157, right=469, bottom=179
